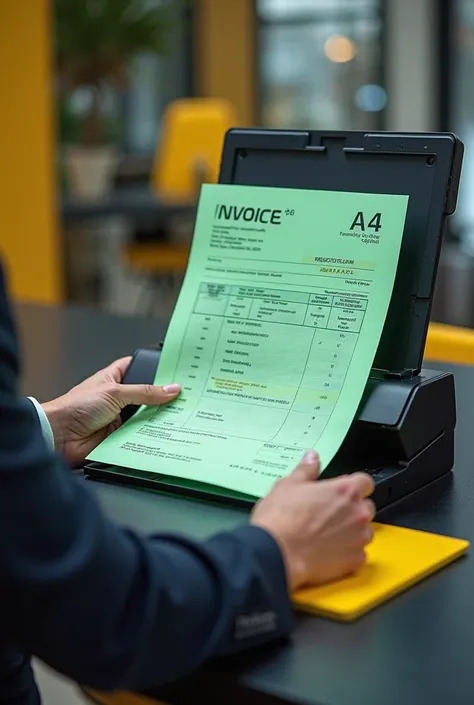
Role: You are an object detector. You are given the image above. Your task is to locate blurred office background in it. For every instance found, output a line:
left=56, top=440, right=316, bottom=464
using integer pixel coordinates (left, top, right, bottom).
left=3, top=0, right=474, bottom=326
left=0, top=3, right=473, bottom=700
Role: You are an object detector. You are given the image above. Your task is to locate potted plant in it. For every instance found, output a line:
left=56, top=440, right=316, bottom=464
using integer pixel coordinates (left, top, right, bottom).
left=55, top=0, right=172, bottom=200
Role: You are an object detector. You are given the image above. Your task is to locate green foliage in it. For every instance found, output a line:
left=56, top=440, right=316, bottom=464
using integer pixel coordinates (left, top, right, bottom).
left=55, top=0, right=173, bottom=89
left=54, top=0, right=177, bottom=145
left=58, top=97, right=123, bottom=146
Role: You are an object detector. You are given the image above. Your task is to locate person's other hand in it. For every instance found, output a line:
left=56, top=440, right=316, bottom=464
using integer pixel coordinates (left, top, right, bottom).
left=42, top=357, right=180, bottom=466
left=251, top=450, right=375, bottom=591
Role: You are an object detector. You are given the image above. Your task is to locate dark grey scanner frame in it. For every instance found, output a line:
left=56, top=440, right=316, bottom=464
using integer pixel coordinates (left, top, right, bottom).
left=85, top=130, right=464, bottom=510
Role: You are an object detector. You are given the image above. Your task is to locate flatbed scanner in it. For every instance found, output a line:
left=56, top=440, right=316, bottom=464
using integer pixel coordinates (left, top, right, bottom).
left=86, top=129, right=464, bottom=510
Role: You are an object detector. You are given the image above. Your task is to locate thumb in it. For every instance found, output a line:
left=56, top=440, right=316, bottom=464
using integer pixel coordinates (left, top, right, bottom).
left=113, top=382, right=181, bottom=409
left=287, top=450, right=320, bottom=484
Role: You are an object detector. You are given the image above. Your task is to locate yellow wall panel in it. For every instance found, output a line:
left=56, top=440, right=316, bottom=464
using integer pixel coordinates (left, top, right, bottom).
left=195, top=0, right=257, bottom=126
left=0, top=0, right=61, bottom=303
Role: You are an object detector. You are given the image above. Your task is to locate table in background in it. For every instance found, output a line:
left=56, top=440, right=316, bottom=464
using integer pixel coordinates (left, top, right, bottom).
left=16, top=303, right=474, bottom=705
left=61, top=188, right=195, bottom=226
left=60, top=189, right=196, bottom=313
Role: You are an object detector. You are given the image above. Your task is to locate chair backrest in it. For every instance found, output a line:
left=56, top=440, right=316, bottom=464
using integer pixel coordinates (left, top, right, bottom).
left=151, top=98, right=237, bottom=202
left=425, top=322, right=474, bottom=365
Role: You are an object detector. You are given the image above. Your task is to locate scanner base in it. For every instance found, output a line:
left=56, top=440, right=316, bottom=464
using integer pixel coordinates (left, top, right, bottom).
left=324, top=368, right=456, bottom=510
left=370, top=428, right=453, bottom=510
left=85, top=347, right=456, bottom=512
left=85, top=426, right=453, bottom=511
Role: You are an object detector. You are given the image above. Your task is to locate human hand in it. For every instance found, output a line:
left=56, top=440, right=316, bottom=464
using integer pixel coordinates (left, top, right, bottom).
left=251, top=451, right=375, bottom=591
left=42, top=357, right=180, bottom=466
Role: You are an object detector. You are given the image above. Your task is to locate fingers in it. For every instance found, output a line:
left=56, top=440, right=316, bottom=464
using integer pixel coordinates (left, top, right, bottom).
left=352, top=499, right=375, bottom=549
left=340, top=478, right=376, bottom=531
left=362, top=523, right=374, bottom=544
left=107, top=356, right=133, bottom=382
left=286, top=457, right=374, bottom=498
left=344, top=471, right=375, bottom=499
left=364, top=498, right=376, bottom=522
left=345, top=550, right=367, bottom=575
left=287, top=450, right=321, bottom=484
left=111, top=382, right=181, bottom=409
left=76, top=357, right=133, bottom=389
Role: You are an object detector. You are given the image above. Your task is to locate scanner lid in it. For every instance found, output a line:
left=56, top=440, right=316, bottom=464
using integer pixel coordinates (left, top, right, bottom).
left=218, top=129, right=464, bottom=376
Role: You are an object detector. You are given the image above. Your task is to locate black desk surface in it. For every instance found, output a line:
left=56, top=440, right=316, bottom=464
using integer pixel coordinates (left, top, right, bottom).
left=15, top=303, right=474, bottom=705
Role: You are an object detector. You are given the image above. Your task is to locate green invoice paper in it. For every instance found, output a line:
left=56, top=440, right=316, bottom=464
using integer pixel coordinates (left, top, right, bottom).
left=89, top=184, right=409, bottom=498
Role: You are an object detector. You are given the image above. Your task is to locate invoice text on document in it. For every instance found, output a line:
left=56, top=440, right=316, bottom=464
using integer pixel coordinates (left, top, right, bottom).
left=89, top=185, right=408, bottom=497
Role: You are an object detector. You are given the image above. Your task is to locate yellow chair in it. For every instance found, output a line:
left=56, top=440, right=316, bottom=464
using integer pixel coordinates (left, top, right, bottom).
left=123, top=98, right=237, bottom=315
left=425, top=322, right=474, bottom=365
left=151, top=97, right=238, bottom=202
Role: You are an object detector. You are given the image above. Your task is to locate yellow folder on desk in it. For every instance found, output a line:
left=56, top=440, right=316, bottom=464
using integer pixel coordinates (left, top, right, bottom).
left=293, top=523, right=469, bottom=622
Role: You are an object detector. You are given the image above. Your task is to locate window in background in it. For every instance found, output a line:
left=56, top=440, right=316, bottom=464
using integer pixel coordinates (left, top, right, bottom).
left=57, top=0, right=192, bottom=158
left=123, top=0, right=193, bottom=154
left=257, top=0, right=385, bottom=131
left=450, top=0, right=474, bottom=250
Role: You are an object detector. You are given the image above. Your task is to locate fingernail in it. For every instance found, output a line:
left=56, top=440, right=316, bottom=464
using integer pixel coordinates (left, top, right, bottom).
left=163, top=384, right=181, bottom=394
left=303, top=449, right=318, bottom=463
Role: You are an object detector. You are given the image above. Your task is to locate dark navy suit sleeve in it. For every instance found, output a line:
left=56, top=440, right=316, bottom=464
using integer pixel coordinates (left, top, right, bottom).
left=0, top=264, right=292, bottom=692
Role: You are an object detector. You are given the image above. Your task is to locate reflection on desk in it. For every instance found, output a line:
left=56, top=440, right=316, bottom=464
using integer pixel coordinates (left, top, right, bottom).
left=82, top=687, right=165, bottom=705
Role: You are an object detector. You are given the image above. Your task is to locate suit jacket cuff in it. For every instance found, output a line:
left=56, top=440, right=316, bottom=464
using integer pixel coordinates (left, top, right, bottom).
left=27, top=397, right=55, bottom=451
left=205, top=524, right=293, bottom=653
